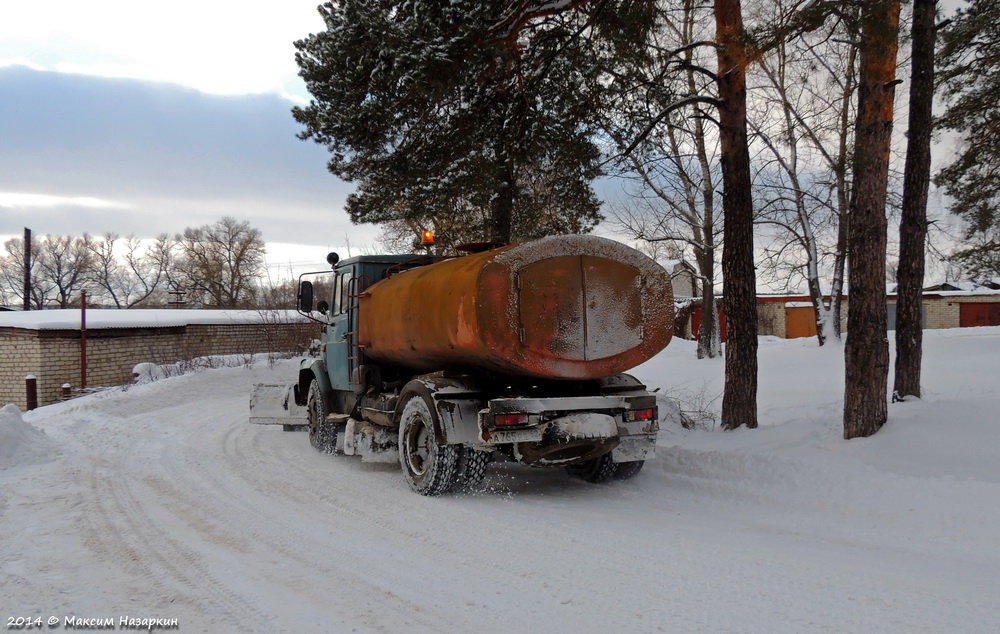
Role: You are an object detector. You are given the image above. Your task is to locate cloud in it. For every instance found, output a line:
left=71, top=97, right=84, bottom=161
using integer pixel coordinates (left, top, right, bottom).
left=0, top=66, right=379, bottom=248
left=0, top=57, right=46, bottom=71
left=0, top=0, right=323, bottom=98
left=0, top=193, right=134, bottom=209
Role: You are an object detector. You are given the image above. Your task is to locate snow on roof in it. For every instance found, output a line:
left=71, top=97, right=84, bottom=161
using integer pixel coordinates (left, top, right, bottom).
left=895, top=281, right=1000, bottom=295
left=0, top=309, right=308, bottom=331
left=923, top=288, right=1000, bottom=296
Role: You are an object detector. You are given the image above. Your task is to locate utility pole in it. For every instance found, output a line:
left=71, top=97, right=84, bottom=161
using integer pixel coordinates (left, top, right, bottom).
left=23, top=227, right=31, bottom=311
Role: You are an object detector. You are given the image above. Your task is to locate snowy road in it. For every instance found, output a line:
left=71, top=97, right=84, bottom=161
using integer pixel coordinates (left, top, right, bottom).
left=3, top=332, right=1000, bottom=633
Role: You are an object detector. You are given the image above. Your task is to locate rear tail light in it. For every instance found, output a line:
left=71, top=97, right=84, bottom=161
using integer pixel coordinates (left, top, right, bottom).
left=494, top=413, right=529, bottom=426
left=626, top=408, right=654, bottom=422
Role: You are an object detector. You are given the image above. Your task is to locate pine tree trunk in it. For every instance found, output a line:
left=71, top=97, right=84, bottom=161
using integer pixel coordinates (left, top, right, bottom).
left=491, top=161, right=514, bottom=244
left=697, top=274, right=717, bottom=360
left=893, top=0, right=936, bottom=401
left=844, top=0, right=900, bottom=439
left=696, top=239, right=718, bottom=359
left=715, top=0, right=758, bottom=430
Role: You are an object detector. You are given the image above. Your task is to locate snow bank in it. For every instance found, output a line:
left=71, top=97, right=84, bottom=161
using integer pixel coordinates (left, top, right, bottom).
left=131, top=362, right=168, bottom=383
left=0, top=404, right=58, bottom=468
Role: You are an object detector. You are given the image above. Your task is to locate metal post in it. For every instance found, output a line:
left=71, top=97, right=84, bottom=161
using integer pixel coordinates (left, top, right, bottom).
left=80, top=291, right=88, bottom=390
left=62, top=383, right=72, bottom=400
left=25, top=375, right=37, bottom=410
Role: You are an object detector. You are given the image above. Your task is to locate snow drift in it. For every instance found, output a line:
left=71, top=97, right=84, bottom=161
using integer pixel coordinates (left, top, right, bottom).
left=0, top=403, right=58, bottom=469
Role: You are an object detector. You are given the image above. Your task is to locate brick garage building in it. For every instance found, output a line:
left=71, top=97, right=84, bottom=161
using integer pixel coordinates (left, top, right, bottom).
left=0, top=310, right=317, bottom=410
left=756, top=296, right=850, bottom=340
left=889, top=286, right=1000, bottom=330
left=684, top=285, right=1000, bottom=341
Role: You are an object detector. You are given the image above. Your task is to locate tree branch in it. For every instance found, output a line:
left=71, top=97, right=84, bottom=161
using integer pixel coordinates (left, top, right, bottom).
left=611, top=95, right=722, bottom=164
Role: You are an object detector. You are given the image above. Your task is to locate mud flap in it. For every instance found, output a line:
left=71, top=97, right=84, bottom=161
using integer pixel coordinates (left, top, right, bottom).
left=249, top=383, right=308, bottom=426
left=611, top=435, right=656, bottom=462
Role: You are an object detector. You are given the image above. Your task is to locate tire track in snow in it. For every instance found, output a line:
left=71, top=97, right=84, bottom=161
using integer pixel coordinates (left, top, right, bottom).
left=130, top=394, right=475, bottom=633
left=80, top=463, right=275, bottom=630
left=221, top=423, right=710, bottom=632
left=207, top=416, right=681, bottom=631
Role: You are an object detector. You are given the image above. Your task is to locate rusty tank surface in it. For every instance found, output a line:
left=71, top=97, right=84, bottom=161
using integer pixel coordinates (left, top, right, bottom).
left=357, top=235, right=673, bottom=380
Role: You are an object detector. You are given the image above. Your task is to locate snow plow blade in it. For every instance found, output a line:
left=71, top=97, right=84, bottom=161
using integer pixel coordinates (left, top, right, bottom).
left=249, top=383, right=307, bottom=427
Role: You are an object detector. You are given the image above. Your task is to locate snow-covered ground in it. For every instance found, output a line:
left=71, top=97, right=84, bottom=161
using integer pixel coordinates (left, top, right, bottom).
left=2, top=328, right=999, bottom=633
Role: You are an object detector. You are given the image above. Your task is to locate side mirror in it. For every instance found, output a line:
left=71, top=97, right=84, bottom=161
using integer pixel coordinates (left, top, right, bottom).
left=316, top=300, right=329, bottom=315
left=298, top=281, right=314, bottom=313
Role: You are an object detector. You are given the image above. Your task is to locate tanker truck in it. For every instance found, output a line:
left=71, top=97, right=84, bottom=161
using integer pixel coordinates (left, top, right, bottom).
left=250, top=234, right=674, bottom=495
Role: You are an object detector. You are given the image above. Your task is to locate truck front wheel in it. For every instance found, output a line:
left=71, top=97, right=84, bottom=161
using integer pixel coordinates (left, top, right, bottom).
left=307, top=378, right=337, bottom=454
left=398, top=392, right=459, bottom=496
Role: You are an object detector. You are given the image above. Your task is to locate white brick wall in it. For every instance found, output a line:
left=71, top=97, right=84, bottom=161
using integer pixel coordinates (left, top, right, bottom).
left=0, top=321, right=318, bottom=409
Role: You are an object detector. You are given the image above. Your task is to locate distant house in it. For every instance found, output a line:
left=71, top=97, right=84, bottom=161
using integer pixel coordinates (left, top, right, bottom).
left=668, top=261, right=698, bottom=299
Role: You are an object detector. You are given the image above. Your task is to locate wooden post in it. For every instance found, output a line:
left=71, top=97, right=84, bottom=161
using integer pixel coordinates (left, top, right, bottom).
left=62, top=383, right=72, bottom=400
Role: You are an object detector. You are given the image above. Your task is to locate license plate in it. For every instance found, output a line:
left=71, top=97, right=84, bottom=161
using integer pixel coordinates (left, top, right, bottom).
left=488, top=428, right=543, bottom=444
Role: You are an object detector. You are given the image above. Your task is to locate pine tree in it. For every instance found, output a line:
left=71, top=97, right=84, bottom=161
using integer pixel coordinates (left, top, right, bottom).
left=843, top=0, right=900, bottom=439
left=893, top=0, right=937, bottom=402
left=292, top=1, right=635, bottom=244
left=715, top=0, right=759, bottom=430
left=936, top=0, right=1000, bottom=279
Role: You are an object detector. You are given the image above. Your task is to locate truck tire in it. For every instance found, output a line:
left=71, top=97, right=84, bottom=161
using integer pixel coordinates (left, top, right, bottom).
left=398, top=391, right=459, bottom=496
left=450, top=447, right=490, bottom=492
left=307, top=378, right=337, bottom=454
left=565, top=453, right=618, bottom=484
left=612, top=460, right=645, bottom=480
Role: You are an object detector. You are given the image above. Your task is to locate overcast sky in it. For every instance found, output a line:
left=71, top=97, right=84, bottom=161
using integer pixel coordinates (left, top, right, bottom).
left=0, top=1, right=382, bottom=271
left=0, top=1, right=970, bottom=281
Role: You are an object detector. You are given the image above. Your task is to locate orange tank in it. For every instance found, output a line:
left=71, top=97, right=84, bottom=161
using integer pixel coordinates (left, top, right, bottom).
left=357, top=235, right=673, bottom=380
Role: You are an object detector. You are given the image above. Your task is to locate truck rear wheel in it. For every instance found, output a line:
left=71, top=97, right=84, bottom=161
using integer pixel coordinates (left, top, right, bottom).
left=566, top=454, right=646, bottom=483
left=612, top=460, right=645, bottom=480
left=450, top=447, right=490, bottom=492
left=565, top=453, right=618, bottom=483
left=307, top=378, right=337, bottom=454
left=398, top=391, right=459, bottom=496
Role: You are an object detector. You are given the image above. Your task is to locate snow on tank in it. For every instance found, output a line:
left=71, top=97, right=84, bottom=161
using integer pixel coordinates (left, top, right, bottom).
left=358, top=234, right=674, bottom=380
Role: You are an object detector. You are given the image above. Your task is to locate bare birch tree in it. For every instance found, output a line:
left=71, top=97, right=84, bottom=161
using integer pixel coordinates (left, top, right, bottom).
left=750, top=8, right=859, bottom=345
left=35, top=234, right=95, bottom=308
left=87, top=233, right=174, bottom=308
left=609, top=0, right=723, bottom=359
left=1, top=234, right=96, bottom=308
left=1, top=235, right=47, bottom=309
left=173, top=217, right=266, bottom=309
